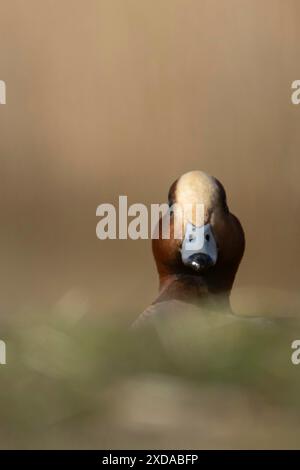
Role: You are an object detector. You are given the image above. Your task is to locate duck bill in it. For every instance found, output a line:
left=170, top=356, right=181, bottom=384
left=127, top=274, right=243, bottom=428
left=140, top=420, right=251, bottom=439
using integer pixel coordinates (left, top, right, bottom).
left=186, top=252, right=215, bottom=271
left=181, top=223, right=218, bottom=273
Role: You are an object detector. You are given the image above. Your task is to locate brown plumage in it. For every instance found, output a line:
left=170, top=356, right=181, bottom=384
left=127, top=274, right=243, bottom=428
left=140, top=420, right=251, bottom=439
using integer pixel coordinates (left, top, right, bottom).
left=134, top=171, right=245, bottom=327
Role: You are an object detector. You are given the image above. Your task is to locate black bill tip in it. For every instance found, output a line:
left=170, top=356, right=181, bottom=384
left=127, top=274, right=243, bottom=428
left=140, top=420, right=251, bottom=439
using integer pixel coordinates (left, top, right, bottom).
left=187, top=253, right=214, bottom=272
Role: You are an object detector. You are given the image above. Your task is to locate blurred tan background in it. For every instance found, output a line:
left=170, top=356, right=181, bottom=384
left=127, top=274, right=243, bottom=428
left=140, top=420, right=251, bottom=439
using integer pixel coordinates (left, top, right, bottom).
left=0, top=0, right=300, bottom=319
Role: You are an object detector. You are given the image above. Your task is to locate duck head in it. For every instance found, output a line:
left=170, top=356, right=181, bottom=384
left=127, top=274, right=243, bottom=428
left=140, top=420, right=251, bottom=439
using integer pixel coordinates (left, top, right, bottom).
left=152, top=171, right=245, bottom=306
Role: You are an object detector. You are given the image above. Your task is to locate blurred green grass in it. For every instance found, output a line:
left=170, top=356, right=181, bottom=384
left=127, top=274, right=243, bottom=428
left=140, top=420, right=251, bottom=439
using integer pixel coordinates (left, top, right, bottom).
left=0, top=301, right=300, bottom=449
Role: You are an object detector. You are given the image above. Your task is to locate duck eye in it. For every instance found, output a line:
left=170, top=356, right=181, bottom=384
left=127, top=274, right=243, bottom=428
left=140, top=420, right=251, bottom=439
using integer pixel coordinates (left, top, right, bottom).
left=205, top=234, right=210, bottom=242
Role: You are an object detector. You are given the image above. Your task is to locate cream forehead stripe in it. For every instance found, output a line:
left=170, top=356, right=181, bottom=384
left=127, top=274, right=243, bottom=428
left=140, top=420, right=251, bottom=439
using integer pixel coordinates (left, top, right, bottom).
left=174, top=171, right=220, bottom=227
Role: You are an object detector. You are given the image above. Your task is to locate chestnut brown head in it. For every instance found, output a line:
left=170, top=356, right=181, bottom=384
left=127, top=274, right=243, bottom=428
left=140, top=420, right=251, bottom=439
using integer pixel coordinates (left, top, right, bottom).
left=152, top=171, right=245, bottom=298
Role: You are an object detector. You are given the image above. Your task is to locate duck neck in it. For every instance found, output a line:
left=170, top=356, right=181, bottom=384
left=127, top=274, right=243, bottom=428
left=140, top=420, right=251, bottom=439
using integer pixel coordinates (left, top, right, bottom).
left=156, top=273, right=231, bottom=310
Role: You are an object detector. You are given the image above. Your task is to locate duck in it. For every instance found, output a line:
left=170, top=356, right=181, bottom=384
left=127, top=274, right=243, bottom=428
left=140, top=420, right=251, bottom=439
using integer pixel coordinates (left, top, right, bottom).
left=133, top=170, right=245, bottom=328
